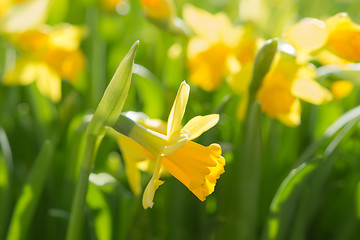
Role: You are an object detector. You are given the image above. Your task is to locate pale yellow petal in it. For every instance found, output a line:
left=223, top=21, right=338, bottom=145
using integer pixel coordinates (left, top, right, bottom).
left=285, top=18, right=327, bottom=52
left=183, top=114, right=219, bottom=140
left=187, top=37, right=211, bottom=59
left=124, top=156, right=141, bottom=195
left=1, top=0, right=49, bottom=33
left=35, top=64, right=62, bottom=102
left=277, top=99, right=301, bottom=127
left=292, top=78, right=332, bottom=105
left=142, top=156, right=164, bottom=209
left=227, top=62, right=253, bottom=95
left=183, top=4, right=218, bottom=39
left=3, top=58, right=39, bottom=85
left=326, top=12, right=354, bottom=33
left=117, top=134, right=154, bottom=195
left=167, top=81, right=190, bottom=138
left=183, top=4, right=233, bottom=42
left=48, top=24, right=86, bottom=51
left=315, top=50, right=351, bottom=65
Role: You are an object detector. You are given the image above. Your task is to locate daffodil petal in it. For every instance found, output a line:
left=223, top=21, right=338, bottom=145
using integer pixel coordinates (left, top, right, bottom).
left=277, top=99, right=301, bottom=127
left=326, top=13, right=360, bottom=62
left=117, top=134, right=153, bottom=195
left=35, top=64, right=62, bottom=102
left=124, top=156, right=141, bottom=195
left=167, top=81, right=190, bottom=138
left=285, top=18, right=327, bottom=52
left=3, top=58, right=38, bottom=85
left=183, top=4, right=232, bottom=41
left=142, top=156, right=164, bottom=209
left=162, top=131, right=189, bottom=156
left=48, top=24, right=86, bottom=51
left=292, top=78, right=333, bottom=105
left=183, top=114, right=219, bottom=140
left=227, top=62, right=253, bottom=95
left=1, top=0, right=49, bottom=33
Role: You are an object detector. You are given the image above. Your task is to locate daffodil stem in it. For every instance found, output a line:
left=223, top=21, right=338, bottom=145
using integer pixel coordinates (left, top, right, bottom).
left=66, top=132, right=102, bottom=240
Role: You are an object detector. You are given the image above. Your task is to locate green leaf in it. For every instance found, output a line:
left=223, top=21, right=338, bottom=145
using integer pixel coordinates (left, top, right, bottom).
left=88, top=41, right=139, bottom=136
left=237, top=101, right=263, bottom=240
left=265, top=160, right=318, bottom=240
left=248, top=38, right=278, bottom=103
left=316, top=63, right=360, bottom=85
left=87, top=183, right=112, bottom=240
left=0, top=127, right=13, bottom=239
left=297, top=105, right=360, bottom=165
left=6, top=140, right=54, bottom=240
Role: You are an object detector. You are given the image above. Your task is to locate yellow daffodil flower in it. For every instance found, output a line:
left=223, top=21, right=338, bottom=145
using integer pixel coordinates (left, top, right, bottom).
left=184, top=5, right=259, bottom=92
left=256, top=50, right=333, bottom=126
left=113, top=81, right=225, bottom=209
left=141, top=0, right=175, bottom=20
left=285, top=13, right=358, bottom=100
left=285, top=13, right=360, bottom=62
left=3, top=24, right=86, bottom=102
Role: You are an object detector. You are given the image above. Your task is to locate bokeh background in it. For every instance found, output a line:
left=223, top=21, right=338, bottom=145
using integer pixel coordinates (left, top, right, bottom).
left=1, top=0, right=360, bottom=239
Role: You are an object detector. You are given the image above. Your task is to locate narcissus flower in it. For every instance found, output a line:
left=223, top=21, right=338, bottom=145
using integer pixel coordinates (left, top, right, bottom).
left=231, top=44, right=333, bottom=126
left=3, top=24, right=86, bottom=102
left=112, top=81, right=225, bottom=209
left=141, top=0, right=175, bottom=21
left=184, top=5, right=259, bottom=91
left=285, top=13, right=360, bottom=62
left=285, top=13, right=358, bottom=99
left=256, top=49, right=332, bottom=126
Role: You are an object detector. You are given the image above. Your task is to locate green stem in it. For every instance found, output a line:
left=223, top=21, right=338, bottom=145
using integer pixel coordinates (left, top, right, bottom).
left=66, top=133, right=103, bottom=240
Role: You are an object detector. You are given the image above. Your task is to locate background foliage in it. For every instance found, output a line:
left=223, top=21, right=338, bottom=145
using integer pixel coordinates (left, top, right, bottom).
left=1, top=0, right=360, bottom=239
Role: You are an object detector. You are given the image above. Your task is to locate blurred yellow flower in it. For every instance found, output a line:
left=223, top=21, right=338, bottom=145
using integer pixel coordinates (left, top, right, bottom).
left=3, top=24, right=86, bottom=102
left=285, top=13, right=359, bottom=100
left=256, top=51, right=332, bottom=126
left=285, top=13, right=360, bottom=62
left=326, top=13, right=360, bottom=62
left=141, top=0, right=175, bottom=21
left=114, top=82, right=225, bottom=209
left=330, top=80, right=354, bottom=100
left=184, top=5, right=259, bottom=91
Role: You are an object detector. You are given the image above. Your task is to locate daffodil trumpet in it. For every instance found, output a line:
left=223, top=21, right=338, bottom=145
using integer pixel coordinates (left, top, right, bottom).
left=111, top=81, right=225, bottom=209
